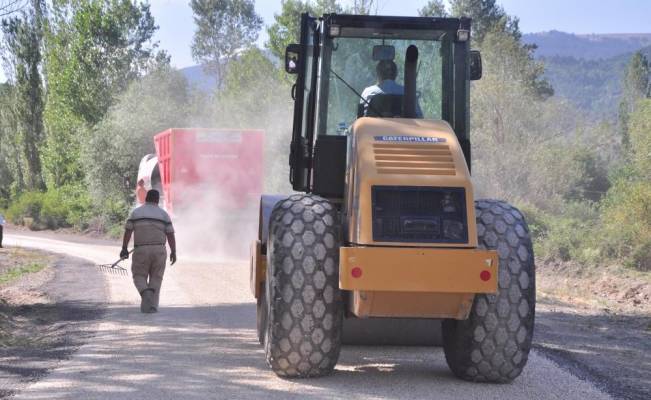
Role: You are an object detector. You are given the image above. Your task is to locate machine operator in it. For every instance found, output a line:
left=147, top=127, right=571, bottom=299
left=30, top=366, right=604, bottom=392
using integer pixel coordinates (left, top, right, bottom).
left=360, top=60, right=423, bottom=118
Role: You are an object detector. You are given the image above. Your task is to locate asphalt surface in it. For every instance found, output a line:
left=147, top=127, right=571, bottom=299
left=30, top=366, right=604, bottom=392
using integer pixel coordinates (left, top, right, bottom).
left=4, top=232, right=613, bottom=400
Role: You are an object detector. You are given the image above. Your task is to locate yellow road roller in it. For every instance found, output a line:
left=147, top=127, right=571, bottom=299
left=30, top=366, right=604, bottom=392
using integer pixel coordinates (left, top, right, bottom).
left=250, top=13, right=535, bottom=383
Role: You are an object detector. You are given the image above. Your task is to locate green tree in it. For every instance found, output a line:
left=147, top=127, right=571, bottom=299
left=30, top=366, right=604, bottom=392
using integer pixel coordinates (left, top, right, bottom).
left=217, top=48, right=288, bottom=127
left=449, top=0, right=520, bottom=43
left=266, top=0, right=342, bottom=59
left=1, top=0, right=46, bottom=191
left=84, top=67, right=193, bottom=208
left=618, top=51, right=650, bottom=150
left=471, top=28, right=587, bottom=208
left=628, top=99, right=651, bottom=179
left=45, top=0, right=159, bottom=126
left=446, top=0, right=552, bottom=99
left=190, top=0, right=262, bottom=84
left=600, top=99, right=651, bottom=269
left=623, top=51, right=651, bottom=101
left=267, top=0, right=310, bottom=60
left=601, top=98, right=651, bottom=270
left=418, top=0, right=448, bottom=17
left=0, top=83, right=22, bottom=203
left=43, top=0, right=161, bottom=187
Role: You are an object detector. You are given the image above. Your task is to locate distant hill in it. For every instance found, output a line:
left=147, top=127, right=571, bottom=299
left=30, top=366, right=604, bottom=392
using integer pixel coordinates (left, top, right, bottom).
left=178, top=36, right=650, bottom=120
left=523, top=31, right=651, bottom=60
left=522, top=32, right=651, bottom=119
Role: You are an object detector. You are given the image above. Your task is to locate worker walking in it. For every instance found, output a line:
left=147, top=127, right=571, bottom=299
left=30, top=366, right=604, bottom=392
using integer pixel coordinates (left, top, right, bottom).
left=120, top=190, right=177, bottom=313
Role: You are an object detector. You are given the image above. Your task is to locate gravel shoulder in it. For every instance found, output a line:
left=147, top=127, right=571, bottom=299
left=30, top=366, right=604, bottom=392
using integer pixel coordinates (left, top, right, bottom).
left=535, top=261, right=651, bottom=400
left=0, top=247, right=108, bottom=398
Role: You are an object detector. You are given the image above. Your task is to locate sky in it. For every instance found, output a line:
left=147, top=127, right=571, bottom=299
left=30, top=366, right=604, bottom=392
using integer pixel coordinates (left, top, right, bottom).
left=0, top=0, right=648, bottom=82
left=150, top=0, right=651, bottom=71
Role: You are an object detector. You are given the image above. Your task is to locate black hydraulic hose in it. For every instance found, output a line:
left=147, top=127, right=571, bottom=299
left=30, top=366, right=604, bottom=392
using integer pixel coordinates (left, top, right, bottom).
left=403, top=45, right=418, bottom=118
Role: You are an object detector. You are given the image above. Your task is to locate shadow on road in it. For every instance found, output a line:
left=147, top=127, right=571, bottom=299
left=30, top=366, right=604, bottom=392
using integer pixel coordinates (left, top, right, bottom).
left=0, top=299, right=107, bottom=398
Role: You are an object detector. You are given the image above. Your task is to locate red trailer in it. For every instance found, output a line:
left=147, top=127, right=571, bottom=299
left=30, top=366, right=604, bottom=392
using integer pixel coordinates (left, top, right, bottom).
left=137, top=128, right=264, bottom=215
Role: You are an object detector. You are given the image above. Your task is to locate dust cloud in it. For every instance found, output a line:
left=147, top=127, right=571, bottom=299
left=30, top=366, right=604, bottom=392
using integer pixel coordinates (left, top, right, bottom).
left=165, top=103, right=293, bottom=263
left=171, top=189, right=258, bottom=263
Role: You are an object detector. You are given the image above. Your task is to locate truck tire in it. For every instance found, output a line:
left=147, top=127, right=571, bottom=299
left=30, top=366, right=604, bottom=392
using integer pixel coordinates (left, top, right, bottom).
left=442, top=200, right=535, bottom=383
left=263, top=194, right=344, bottom=377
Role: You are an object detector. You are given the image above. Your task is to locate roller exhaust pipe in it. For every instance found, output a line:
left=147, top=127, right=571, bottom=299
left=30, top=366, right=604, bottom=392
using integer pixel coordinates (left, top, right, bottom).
left=403, top=45, right=418, bottom=118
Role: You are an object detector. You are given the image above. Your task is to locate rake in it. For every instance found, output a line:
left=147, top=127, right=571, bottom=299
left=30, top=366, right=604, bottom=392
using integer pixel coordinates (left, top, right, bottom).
left=97, top=249, right=133, bottom=276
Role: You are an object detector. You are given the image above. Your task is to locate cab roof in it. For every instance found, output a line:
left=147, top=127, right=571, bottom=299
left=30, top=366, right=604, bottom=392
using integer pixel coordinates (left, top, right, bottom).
left=321, top=13, right=471, bottom=33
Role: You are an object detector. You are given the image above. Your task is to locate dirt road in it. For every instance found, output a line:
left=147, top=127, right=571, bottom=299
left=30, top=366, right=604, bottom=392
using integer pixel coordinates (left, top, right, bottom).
left=3, top=232, right=612, bottom=400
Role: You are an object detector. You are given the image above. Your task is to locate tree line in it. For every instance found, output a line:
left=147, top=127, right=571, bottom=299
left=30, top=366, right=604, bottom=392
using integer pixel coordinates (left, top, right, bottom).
left=0, top=0, right=649, bottom=270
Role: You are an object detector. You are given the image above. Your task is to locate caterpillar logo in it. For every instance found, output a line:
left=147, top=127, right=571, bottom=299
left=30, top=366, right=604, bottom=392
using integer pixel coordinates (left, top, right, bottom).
left=374, top=135, right=447, bottom=143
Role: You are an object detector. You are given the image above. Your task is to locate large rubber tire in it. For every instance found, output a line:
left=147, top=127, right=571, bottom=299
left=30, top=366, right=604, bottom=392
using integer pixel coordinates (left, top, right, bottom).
left=256, top=288, right=267, bottom=345
left=442, top=200, right=536, bottom=383
left=263, top=194, right=344, bottom=378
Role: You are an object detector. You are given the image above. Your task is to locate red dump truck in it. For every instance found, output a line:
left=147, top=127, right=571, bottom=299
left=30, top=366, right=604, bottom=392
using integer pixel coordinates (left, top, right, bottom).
left=136, top=128, right=264, bottom=215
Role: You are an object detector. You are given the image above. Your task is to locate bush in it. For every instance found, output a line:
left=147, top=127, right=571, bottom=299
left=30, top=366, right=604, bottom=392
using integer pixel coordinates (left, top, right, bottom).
left=6, top=191, right=46, bottom=229
left=600, top=178, right=651, bottom=269
left=84, top=194, right=130, bottom=233
left=57, top=184, right=93, bottom=229
left=5, top=185, right=93, bottom=230
left=41, top=191, right=68, bottom=228
left=83, top=67, right=191, bottom=208
left=106, top=223, right=125, bottom=239
left=520, top=201, right=600, bottom=263
left=627, top=240, right=651, bottom=272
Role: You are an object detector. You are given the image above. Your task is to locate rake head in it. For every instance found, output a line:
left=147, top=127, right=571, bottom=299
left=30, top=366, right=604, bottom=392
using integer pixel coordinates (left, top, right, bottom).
left=97, top=259, right=129, bottom=276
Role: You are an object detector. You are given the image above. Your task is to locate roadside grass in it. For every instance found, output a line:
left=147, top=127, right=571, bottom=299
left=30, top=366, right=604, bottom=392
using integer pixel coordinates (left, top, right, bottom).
left=0, top=262, right=47, bottom=285
left=1, top=248, right=53, bottom=347
left=0, top=247, right=51, bottom=286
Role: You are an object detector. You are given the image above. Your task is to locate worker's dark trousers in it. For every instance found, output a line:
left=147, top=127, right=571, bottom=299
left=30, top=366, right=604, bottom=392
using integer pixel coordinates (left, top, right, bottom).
left=0, top=225, right=3, bottom=248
